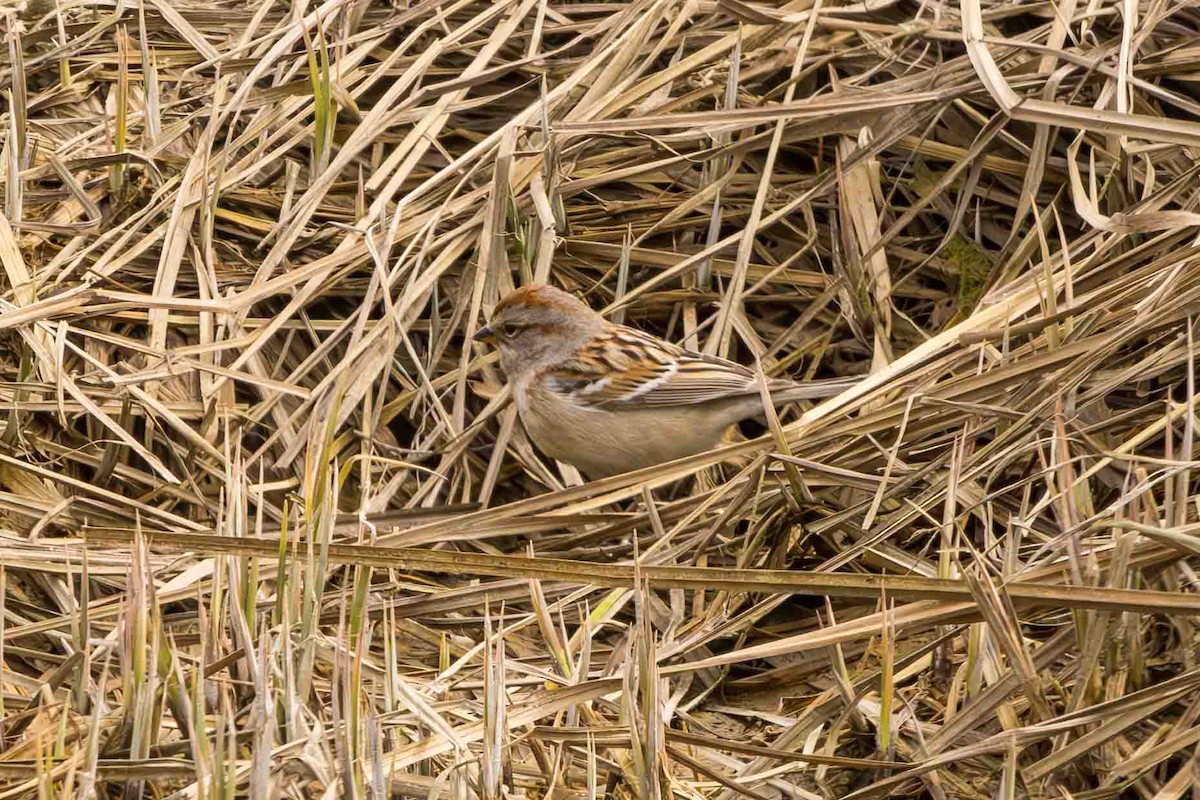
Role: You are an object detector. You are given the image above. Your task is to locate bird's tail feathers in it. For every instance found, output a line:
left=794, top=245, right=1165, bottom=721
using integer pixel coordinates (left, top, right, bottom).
left=770, top=375, right=862, bottom=403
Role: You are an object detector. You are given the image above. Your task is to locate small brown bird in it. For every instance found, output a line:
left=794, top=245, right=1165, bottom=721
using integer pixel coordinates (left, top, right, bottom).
left=474, top=284, right=856, bottom=479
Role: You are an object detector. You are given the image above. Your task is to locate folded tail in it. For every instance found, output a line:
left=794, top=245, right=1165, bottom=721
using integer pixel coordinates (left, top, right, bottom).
left=770, top=375, right=862, bottom=403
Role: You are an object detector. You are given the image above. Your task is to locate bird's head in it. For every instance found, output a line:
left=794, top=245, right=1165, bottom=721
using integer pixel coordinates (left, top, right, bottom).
left=474, top=284, right=604, bottom=377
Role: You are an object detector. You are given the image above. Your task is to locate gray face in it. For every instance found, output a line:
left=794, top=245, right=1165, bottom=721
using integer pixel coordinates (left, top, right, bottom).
left=487, top=308, right=570, bottom=378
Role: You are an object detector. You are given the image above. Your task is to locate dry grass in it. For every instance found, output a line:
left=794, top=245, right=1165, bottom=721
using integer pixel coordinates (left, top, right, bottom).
left=1, top=0, right=1200, bottom=796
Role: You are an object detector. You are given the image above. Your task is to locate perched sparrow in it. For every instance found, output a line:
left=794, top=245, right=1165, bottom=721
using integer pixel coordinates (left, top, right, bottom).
left=474, top=284, right=856, bottom=479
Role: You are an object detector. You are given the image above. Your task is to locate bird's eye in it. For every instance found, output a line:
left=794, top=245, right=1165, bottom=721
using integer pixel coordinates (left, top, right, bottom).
left=500, top=322, right=521, bottom=338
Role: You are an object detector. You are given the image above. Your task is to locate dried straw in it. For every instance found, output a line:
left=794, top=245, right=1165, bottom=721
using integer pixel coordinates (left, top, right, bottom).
left=2, top=0, right=1200, bottom=796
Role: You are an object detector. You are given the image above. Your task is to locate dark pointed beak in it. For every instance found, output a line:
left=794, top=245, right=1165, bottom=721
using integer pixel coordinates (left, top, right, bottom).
left=473, top=324, right=496, bottom=344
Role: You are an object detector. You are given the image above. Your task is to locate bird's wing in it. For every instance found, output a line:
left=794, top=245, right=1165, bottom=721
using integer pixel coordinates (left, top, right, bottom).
left=542, top=325, right=777, bottom=409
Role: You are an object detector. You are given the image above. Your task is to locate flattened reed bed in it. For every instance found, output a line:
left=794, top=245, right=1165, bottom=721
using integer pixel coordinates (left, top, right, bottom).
left=2, top=0, right=1200, bottom=797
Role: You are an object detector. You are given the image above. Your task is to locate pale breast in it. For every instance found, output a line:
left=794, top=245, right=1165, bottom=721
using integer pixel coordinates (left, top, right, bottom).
left=514, top=379, right=734, bottom=478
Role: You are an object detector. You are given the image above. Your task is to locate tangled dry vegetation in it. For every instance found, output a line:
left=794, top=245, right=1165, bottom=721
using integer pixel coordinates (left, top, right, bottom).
left=2, top=0, right=1200, bottom=796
